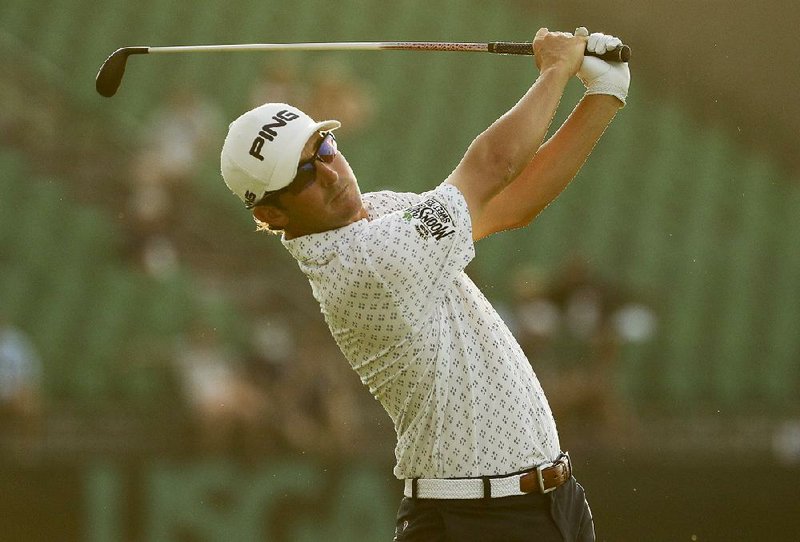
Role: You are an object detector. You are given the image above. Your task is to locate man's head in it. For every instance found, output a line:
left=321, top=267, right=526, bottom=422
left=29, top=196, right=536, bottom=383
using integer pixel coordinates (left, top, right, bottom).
left=221, top=103, right=366, bottom=238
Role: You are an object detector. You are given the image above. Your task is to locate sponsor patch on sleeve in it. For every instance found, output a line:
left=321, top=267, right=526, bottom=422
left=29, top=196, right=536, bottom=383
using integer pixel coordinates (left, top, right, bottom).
left=402, top=197, right=456, bottom=241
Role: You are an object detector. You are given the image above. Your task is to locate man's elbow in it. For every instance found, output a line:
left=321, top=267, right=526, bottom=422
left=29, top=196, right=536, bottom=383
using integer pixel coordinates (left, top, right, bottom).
left=506, top=209, right=542, bottom=231
left=492, top=145, right=531, bottom=186
left=468, top=139, right=525, bottom=187
left=505, top=199, right=550, bottom=231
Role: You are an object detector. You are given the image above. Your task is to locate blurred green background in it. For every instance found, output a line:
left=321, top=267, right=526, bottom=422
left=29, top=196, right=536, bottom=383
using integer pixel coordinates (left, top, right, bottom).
left=1, top=0, right=798, bottom=540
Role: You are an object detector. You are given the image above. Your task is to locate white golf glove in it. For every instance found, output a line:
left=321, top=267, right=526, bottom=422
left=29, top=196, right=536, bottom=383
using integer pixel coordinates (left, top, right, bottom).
left=574, top=27, right=630, bottom=106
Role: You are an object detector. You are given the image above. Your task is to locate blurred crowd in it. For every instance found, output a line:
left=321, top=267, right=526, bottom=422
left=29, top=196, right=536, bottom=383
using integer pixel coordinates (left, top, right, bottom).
left=0, top=314, right=42, bottom=429
left=125, top=58, right=375, bottom=279
left=117, top=58, right=383, bottom=457
left=126, top=88, right=224, bottom=278
left=1, top=57, right=385, bottom=462
left=168, top=313, right=382, bottom=460
left=507, top=258, right=657, bottom=449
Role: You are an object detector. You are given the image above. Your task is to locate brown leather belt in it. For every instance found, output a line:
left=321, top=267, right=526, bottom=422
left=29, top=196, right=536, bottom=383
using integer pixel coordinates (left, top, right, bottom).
left=520, top=452, right=572, bottom=494
left=403, top=452, right=573, bottom=499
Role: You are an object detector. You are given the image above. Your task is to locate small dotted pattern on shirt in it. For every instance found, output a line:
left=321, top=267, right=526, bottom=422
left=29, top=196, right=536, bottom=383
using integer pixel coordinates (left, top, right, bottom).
left=282, top=183, right=560, bottom=479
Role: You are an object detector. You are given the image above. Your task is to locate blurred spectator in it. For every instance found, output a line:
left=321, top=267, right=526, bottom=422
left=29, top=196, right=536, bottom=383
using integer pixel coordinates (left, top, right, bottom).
left=0, top=316, right=42, bottom=425
left=612, top=302, right=658, bottom=344
left=174, top=324, right=267, bottom=456
left=128, top=88, right=223, bottom=278
left=773, top=420, right=800, bottom=465
left=510, top=264, right=561, bottom=364
left=304, top=59, right=376, bottom=136
left=239, top=303, right=378, bottom=458
left=248, top=58, right=375, bottom=137
left=269, top=324, right=365, bottom=457
left=512, top=257, right=657, bottom=448
left=244, top=315, right=296, bottom=382
left=0, top=72, right=62, bottom=155
left=249, top=58, right=311, bottom=109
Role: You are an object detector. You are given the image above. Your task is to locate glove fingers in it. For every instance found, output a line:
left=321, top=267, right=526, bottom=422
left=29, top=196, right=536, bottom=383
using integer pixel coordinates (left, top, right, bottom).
left=604, top=36, right=621, bottom=53
left=571, top=28, right=623, bottom=55
left=587, top=33, right=623, bottom=55
left=587, top=33, right=603, bottom=54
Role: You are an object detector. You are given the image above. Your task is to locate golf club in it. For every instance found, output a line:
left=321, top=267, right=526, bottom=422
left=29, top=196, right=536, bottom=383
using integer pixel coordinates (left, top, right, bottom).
left=95, top=40, right=631, bottom=98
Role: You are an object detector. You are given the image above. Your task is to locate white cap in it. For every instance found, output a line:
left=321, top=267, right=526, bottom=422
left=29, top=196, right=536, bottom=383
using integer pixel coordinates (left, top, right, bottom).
left=220, top=103, right=340, bottom=208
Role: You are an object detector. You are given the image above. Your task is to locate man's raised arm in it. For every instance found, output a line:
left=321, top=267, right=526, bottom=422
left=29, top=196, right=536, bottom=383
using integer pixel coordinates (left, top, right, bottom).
left=475, top=30, right=631, bottom=239
left=445, top=28, right=586, bottom=238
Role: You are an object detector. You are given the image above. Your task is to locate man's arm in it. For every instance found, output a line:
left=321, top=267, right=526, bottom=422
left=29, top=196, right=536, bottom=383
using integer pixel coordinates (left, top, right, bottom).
left=476, top=35, right=631, bottom=238
left=445, top=29, right=586, bottom=238
left=447, top=29, right=630, bottom=241
left=475, top=93, right=622, bottom=238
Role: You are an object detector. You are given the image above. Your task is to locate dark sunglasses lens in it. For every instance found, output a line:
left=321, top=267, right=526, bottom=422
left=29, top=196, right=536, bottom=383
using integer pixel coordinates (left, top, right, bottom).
left=287, top=134, right=337, bottom=194
left=293, top=162, right=316, bottom=188
left=317, top=135, right=337, bottom=163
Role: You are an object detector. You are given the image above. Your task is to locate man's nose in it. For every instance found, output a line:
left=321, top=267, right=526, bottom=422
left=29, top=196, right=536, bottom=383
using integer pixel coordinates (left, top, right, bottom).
left=316, top=160, right=339, bottom=185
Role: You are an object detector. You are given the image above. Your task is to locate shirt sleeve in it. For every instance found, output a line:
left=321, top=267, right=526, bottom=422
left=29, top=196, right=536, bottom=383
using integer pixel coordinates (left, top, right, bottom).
left=359, top=183, right=475, bottom=324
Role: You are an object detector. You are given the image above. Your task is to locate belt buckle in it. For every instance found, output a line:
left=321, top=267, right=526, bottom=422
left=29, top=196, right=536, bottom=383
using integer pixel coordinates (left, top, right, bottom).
left=535, top=461, right=556, bottom=494
left=561, top=451, right=572, bottom=479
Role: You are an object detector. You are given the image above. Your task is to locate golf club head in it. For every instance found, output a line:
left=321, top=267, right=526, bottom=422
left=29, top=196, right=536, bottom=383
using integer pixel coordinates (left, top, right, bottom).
left=96, top=47, right=149, bottom=97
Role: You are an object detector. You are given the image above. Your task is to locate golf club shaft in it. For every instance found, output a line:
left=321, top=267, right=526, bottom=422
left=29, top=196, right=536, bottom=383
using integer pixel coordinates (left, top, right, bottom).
left=96, top=41, right=631, bottom=97
left=145, top=41, right=629, bottom=58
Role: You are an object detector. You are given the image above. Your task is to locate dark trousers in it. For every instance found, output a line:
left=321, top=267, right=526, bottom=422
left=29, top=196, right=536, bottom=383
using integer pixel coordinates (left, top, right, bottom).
left=393, top=477, right=594, bottom=542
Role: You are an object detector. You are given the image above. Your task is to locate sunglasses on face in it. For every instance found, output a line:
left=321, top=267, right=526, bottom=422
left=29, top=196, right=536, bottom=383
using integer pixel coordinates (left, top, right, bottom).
left=252, top=132, right=338, bottom=207
left=290, top=131, right=338, bottom=193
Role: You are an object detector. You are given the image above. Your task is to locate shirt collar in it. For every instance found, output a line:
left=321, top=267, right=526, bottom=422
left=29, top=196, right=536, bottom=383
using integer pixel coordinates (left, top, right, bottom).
left=280, top=195, right=378, bottom=263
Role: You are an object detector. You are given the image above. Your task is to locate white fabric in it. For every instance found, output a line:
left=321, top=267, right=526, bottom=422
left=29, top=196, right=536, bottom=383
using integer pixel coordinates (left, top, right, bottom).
left=575, top=28, right=631, bottom=106
left=584, top=30, right=622, bottom=55
left=283, top=183, right=560, bottom=480
left=404, top=473, right=530, bottom=499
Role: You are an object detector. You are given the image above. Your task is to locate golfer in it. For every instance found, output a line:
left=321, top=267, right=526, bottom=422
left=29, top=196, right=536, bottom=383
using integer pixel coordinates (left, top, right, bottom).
left=220, top=27, right=629, bottom=542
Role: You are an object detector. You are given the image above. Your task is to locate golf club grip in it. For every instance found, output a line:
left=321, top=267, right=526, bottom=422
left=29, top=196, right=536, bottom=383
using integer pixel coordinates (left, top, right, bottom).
left=489, top=41, right=631, bottom=62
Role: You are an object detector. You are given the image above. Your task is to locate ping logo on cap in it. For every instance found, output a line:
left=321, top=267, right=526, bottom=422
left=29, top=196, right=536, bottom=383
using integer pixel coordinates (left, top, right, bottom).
left=248, top=109, right=301, bottom=161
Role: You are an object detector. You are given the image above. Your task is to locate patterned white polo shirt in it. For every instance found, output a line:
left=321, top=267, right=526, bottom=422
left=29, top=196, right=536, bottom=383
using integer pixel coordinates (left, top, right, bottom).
left=282, top=183, right=560, bottom=479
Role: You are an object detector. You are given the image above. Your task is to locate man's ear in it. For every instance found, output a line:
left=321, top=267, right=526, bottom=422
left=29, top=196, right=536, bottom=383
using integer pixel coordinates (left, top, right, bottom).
left=253, top=204, right=288, bottom=229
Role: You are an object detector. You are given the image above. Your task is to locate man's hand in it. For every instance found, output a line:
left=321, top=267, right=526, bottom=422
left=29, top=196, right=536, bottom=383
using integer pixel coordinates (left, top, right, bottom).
left=533, top=28, right=587, bottom=79
left=574, top=27, right=631, bottom=106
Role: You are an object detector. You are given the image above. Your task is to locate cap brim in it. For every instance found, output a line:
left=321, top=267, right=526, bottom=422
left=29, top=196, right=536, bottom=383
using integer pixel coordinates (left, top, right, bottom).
left=270, top=119, right=342, bottom=192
